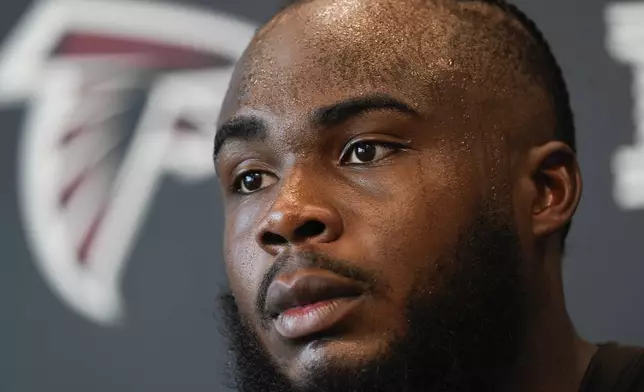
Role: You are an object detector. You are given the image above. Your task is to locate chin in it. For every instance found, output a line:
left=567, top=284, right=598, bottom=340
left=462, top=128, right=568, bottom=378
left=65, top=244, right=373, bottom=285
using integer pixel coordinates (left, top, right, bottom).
left=280, top=332, right=394, bottom=385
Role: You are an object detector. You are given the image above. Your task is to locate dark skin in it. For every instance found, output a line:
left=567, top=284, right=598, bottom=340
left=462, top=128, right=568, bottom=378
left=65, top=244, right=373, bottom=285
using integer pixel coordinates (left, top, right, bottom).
left=214, top=0, right=596, bottom=391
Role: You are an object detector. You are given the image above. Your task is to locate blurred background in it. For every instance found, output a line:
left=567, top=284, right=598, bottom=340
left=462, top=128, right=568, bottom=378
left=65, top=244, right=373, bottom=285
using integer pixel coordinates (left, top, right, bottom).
left=0, top=0, right=642, bottom=391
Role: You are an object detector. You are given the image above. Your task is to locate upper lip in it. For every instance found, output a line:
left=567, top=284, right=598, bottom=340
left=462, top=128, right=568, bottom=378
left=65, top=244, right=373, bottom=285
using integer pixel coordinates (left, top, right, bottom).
left=264, top=270, right=365, bottom=319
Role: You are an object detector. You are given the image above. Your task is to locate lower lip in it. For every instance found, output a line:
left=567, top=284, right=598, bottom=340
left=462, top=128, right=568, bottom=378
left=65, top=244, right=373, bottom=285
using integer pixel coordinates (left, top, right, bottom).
left=273, top=297, right=363, bottom=340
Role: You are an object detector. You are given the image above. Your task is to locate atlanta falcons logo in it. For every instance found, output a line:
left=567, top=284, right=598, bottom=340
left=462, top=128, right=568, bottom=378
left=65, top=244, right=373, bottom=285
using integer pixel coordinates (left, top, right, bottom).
left=0, top=0, right=255, bottom=325
left=606, top=2, right=644, bottom=210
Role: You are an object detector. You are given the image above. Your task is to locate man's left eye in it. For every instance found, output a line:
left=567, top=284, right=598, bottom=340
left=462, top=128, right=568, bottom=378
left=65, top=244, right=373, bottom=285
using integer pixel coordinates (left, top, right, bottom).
left=341, top=141, right=402, bottom=165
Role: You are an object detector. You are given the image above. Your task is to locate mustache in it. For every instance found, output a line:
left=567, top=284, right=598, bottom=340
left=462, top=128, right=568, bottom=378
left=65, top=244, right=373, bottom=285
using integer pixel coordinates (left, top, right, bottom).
left=255, top=250, right=378, bottom=321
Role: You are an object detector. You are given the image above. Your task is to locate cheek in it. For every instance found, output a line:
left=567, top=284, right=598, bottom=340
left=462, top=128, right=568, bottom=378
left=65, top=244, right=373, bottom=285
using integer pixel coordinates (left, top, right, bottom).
left=224, top=204, right=267, bottom=317
left=346, top=153, right=480, bottom=301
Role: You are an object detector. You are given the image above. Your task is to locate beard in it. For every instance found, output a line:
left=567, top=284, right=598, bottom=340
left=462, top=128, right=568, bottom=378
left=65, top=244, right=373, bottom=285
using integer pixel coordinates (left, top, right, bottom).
left=217, top=203, right=528, bottom=392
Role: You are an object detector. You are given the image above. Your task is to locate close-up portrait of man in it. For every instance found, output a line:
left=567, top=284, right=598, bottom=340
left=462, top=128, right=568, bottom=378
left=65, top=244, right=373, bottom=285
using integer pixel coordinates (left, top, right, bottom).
left=213, top=0, right=644, bottom=391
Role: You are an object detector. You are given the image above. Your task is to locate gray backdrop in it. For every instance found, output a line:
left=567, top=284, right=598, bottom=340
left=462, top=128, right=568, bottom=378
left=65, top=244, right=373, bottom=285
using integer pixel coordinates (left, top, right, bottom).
left=1, top=0, right=643, bottom=391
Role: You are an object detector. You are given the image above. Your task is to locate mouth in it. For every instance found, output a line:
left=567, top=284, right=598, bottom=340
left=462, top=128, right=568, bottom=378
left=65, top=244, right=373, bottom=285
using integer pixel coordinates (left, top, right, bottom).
left=264, top=270, right=365, bottom=340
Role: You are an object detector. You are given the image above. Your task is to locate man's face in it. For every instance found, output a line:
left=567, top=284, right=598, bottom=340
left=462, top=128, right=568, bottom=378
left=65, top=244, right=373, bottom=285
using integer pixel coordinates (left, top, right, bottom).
left=214, top=1, right=545, bottom=390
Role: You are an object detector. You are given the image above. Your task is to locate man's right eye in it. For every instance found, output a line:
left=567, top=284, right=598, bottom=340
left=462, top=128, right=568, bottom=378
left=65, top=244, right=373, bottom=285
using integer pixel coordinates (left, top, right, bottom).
left=233, top=171, right=278, bottom=194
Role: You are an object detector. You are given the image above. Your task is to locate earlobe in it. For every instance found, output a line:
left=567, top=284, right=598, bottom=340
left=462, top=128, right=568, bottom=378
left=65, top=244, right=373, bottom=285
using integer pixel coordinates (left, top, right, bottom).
left=529, top=141, right=582, bottom=239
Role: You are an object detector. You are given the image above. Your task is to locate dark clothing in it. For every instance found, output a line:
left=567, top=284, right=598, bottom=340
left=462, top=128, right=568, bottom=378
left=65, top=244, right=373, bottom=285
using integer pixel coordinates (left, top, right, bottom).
left=580, top=343, right=644, bottom=392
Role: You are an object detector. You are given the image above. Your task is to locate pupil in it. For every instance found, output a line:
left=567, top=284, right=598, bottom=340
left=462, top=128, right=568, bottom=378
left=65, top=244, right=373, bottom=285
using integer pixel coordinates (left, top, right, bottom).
left=243, top=172, right=262, bottom=191
left=355, top=143, right=376, bottom=161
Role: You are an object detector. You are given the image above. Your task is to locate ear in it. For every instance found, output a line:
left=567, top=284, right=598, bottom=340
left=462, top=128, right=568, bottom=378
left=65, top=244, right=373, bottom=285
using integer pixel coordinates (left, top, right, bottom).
left=528, top=141, right=582, bottom=239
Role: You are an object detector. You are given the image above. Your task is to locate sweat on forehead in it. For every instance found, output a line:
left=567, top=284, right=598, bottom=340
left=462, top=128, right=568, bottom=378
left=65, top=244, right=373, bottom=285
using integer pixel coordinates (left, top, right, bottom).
left=221, top=0, right=555, bottom=144
left=253, top=1, right=544, bottom=81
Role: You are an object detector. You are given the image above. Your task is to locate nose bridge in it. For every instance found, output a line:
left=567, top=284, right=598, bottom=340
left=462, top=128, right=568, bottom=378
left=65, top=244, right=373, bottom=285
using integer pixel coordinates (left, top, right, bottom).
left=256, top=164, right=342, bottom=252
left=274, top=165, right=319, bottom=210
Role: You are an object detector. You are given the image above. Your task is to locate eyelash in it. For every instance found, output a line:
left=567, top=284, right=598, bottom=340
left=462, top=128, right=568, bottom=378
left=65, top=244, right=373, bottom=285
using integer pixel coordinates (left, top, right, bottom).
left=230, top=140, right=406, bottom=195
left=340, top=140, right=406, bottom=165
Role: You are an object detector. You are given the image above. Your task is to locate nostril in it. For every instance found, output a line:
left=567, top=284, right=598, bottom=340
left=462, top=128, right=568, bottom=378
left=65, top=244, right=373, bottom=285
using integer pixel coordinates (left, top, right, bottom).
left=262, top=232, right=288, bottom=245
left=294, top=220, right=326, bottom=239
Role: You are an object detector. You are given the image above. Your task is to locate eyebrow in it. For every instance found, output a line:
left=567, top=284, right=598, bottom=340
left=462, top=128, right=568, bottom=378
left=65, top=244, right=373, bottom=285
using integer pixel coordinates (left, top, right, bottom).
left=213, top=115, right=267, bottom=158
left=312, top=93, right=420, bottom=127
left=213, top=93, right=419, bottom=161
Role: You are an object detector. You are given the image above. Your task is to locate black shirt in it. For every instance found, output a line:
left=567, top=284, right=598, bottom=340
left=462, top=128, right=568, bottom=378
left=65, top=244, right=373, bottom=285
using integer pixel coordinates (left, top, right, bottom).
left=579, top=343, right=644, bottom=392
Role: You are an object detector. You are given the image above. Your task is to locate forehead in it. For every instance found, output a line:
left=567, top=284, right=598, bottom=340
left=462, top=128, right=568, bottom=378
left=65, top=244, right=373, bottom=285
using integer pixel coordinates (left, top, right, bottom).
left=218, top=0, right=549, bottom=135
left=220, top=0, right=465, bottom=118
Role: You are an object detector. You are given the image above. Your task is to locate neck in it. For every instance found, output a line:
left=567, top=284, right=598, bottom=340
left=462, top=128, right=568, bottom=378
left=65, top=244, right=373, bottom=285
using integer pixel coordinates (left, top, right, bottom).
left=501, top=257, right=597, bottom=392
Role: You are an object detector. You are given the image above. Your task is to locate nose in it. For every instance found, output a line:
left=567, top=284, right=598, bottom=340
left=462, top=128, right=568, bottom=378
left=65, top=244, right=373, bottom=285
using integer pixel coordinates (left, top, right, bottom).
left=256, top=198, right=343, bottom=255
